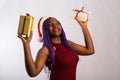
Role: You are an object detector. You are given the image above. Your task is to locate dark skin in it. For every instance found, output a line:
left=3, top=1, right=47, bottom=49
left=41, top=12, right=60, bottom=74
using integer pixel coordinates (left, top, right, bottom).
left=18, top=16, right=94, bottom=77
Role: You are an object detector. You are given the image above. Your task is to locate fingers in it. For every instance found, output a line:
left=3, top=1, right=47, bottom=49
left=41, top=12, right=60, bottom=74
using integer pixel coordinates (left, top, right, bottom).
left=74, top=16, right=79, bottom=21
left=18, top=34, right=23, bottom=39
left=26, top=31, right=33, bottom=41
left=18, top=32, right=33, bottom=44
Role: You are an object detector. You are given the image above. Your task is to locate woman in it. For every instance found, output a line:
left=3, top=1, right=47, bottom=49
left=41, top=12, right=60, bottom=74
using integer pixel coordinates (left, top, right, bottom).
left=18, top=16, right=94, bottom=80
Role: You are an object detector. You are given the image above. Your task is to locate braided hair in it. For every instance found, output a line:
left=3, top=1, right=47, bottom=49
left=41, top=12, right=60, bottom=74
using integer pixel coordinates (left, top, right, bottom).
left=42, top=17, right=77, bottom=68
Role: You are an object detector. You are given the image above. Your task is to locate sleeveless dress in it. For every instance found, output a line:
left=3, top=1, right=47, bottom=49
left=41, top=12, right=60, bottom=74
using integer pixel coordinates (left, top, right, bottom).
left=46, top=42, right=79, bottom=80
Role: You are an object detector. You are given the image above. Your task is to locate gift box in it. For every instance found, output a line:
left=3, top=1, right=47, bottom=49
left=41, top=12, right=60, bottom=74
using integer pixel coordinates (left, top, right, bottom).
left=78, top=12, right=88, bottom=22
left=72, top=7, right=89, bottom=22
left=17, top=13, right=35, bottom=37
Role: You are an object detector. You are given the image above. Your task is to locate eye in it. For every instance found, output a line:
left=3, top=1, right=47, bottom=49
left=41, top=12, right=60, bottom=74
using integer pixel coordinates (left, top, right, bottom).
left=56, top=22, right=60, bottom=25
left=48, top=23, right=52, bottom=27
left=47, top=22, right=61, bottom=27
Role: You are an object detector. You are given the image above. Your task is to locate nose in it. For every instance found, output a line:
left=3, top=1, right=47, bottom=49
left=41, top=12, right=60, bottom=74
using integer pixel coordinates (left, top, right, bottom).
left=52, top=23, right=59, bottom=27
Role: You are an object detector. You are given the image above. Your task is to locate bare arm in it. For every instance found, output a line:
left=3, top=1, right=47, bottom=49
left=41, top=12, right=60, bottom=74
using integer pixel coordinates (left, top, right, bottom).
left=69, top=17, right=95, bottom=55
left=18, top=32, right=49, bottom=77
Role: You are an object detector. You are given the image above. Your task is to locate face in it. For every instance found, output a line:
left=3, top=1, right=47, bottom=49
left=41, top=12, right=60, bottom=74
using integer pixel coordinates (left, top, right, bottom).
left=47, top=17, right=62, bottom=38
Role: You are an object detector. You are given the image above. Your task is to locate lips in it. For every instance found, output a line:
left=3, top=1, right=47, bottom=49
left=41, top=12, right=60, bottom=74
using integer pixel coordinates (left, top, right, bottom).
left=53, top=28, right=59, bottom=32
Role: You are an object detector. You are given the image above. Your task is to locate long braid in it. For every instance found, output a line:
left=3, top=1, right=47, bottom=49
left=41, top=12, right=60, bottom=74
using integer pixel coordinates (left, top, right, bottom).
left=42, top=18, right=55, bottom=68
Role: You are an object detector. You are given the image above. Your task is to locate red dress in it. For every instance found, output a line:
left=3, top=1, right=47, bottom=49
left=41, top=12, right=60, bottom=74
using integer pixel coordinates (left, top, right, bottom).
left=46, top=43, right=79, bottom=80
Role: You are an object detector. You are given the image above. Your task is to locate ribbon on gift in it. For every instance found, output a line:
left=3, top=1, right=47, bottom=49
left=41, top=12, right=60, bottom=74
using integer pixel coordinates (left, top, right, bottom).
left=74, top=6, right=84, bottom=17
left=21, top=13, right=30, bottom=35
left=18, top=13, right=35, bottom=37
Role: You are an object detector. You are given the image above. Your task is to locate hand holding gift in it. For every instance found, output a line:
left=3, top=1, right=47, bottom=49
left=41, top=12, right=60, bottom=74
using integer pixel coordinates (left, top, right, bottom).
left=71, top=7, right=89, bottom=22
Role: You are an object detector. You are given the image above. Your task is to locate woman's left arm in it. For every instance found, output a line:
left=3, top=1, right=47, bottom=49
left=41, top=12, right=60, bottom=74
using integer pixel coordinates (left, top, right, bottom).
left=69, top=17, right=95, bottom=55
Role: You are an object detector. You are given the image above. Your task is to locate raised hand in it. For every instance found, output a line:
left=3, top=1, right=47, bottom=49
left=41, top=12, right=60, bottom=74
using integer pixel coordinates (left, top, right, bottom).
left=18, top=31, right=33, bottom=44
left=74, top=15, right=88, bottom=27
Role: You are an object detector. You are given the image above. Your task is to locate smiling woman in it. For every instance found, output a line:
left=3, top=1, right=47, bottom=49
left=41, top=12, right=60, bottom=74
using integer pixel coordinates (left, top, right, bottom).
left=18, top=16, right=94, bottom=80
left=47, top=17, right=62, bottom=38
left=0, top=0, right=120, bottom=80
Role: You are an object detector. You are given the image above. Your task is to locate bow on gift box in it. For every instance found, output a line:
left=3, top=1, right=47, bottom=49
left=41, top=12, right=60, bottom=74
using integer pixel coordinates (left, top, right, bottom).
left=73, top=6, right=89, bottom=22
left=74, top=6, right=84, bottom=17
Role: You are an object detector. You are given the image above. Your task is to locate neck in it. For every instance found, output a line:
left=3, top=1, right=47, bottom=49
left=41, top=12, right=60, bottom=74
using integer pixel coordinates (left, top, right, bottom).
left=51, top=37, right=61, bottom=43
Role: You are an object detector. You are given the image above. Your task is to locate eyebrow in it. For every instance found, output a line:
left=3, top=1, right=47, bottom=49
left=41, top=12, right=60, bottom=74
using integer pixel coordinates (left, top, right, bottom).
left=48, top=21, right=60, bottom=24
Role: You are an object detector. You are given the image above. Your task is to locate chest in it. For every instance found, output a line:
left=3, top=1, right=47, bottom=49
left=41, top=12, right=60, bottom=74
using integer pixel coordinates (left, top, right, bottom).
left=53, top=43, right=79, bottom=68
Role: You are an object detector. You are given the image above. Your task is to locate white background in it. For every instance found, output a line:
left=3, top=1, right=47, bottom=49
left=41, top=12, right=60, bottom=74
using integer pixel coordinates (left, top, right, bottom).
left=0, top=0, right=120, bottom=80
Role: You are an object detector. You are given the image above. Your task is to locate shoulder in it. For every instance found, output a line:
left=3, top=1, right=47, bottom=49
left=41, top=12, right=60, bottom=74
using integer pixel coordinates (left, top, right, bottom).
left=37, top=46, right=49, bottom=57
left=67, top=40, right=75, bottom=46
left=67, top=40, right=81, bottom=49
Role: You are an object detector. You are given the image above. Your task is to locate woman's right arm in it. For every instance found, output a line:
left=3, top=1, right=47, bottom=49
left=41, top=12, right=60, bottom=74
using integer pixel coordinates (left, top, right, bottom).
left=18, top=32, right=49, bottom=77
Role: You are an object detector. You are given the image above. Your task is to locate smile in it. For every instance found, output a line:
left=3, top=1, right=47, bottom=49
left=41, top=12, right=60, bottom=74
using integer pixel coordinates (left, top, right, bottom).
left=53, top=28, right=59, bottom=32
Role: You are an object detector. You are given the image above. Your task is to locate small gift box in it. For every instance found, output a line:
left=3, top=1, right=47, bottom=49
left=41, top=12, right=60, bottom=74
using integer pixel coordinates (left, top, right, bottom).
left=78, top=11, right=88, bottom=22
left=71, top=7, right=89, bottom=22
left=17, top=13, right=35, bottom=37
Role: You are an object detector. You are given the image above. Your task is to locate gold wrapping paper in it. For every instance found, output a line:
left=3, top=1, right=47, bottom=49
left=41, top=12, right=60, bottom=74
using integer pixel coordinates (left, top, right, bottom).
left=17, top=15, right=35, bottom=37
